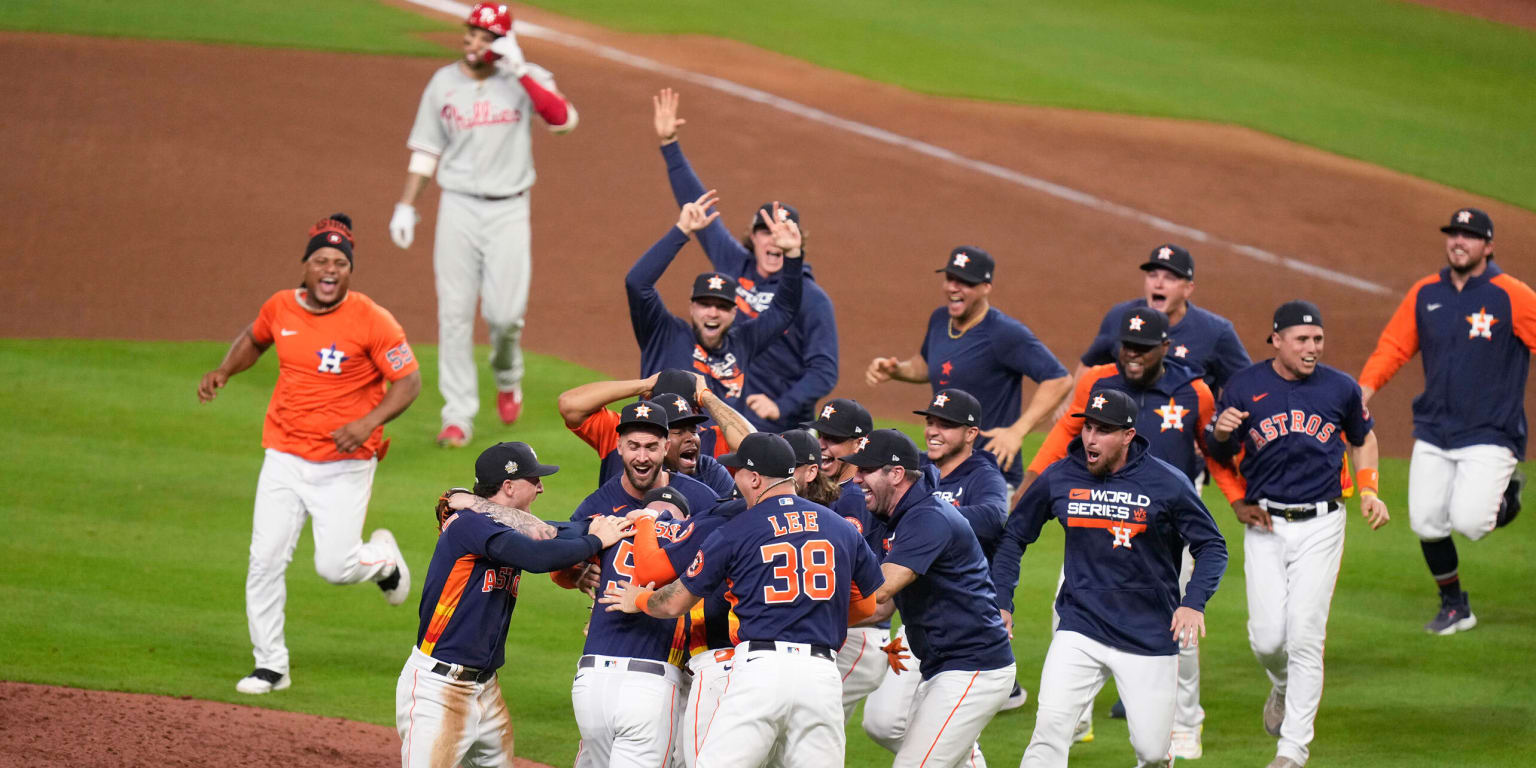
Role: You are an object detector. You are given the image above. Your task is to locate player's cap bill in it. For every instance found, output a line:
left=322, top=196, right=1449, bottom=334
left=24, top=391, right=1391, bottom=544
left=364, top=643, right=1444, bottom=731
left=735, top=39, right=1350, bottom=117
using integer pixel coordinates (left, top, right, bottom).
left=841, top=428, right=923, bottom=471
left=658, top=393, right=709, bottom=430
left=912, top=388, right=981, bottom=427
left=779, top=428, right=823, bottom=467
left=641, top=486, right=692, bottom=518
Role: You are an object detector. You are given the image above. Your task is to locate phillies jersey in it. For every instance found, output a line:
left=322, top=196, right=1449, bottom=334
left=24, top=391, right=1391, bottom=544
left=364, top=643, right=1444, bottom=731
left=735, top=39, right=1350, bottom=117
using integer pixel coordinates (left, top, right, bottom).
left=248, top=289, right=418, bottom=462
left=1208, top=361, right=1373, bottom=504
left=1360, top=263, right=1536, bottom=458
left=920, top=307, right=1068, bottom=485
left=995, top=436, right=1228, bottom=656
left=573, top=473, right=717, bottom=660
left=407, top=62, right=561, bottom=197
left=568, top=409, right=735, bottom=497
left=627, top=227, right=804, bottom=411
left=661, top=141, right=840, bottom=431
left=416, top=512, right=601, bottom=670
left=927, top=450, right=1009, bottom=563
left=882, top=466, right=1014, bottom=679
left=1081, top=299, right=1251, bottom=390
left=680, top=494, right=883, bottom=650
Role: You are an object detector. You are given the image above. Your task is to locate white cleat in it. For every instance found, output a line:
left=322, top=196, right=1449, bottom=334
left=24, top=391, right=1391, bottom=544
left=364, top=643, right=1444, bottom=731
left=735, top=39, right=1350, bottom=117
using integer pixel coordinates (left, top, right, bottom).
left=236, top=668, right=290, bottom=695
left=1170, top=724, right=1203, bottom=759
left=370, top=528, right=411, bottom=606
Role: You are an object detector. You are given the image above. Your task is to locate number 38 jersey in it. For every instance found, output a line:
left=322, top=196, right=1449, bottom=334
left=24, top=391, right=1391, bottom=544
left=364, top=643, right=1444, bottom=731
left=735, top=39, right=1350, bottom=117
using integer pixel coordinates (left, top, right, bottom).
left=680, top=494, right=884, bottom=651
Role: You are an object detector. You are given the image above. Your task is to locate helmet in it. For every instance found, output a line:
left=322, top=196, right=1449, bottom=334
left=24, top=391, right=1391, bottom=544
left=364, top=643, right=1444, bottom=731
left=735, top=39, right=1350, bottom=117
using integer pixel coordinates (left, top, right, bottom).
left=467, top=3, right=512, bottom=37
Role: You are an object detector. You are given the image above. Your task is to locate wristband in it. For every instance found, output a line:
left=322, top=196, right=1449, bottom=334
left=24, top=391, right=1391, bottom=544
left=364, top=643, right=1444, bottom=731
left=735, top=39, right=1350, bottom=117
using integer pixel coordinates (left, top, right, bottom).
left=1357, top=468, right=1379, bottom=495
left=635, top=588, right=655, bottom=615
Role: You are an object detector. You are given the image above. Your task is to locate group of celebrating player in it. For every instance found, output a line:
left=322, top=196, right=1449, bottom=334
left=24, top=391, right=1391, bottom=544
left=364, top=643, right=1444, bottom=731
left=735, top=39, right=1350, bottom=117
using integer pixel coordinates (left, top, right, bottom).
left=193, top=4, right=1534, bottom=768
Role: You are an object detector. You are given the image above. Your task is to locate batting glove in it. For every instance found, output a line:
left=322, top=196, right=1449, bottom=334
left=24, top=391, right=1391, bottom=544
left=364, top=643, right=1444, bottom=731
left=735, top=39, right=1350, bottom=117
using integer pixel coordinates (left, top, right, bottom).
left=389, top=203, right=417, bottom=249
left=489, top=34, right=529, bottom=77
left=881, top=636, right=912, bottom=674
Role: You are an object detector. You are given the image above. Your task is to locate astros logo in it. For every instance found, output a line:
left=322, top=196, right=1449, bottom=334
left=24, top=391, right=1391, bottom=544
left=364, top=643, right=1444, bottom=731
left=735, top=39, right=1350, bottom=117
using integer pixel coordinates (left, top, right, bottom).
left=932, top=393, right=950, bottom=407
left=1110, top=525, right=1135, bottom=549
left=633, top=404, right=653, bottom=418
left=1127, top=315, right=1145, bottom=331
left=856, top=436, right=870, bottom=452
left=674, top=396, right=691, bottom=413
left=1456, top=210, right=1473, bottom=224
left=1089, top=394, right=1108, bottom=410
left=952, top=253, right=970, bottom=267
left=686, top=551, right=704, bottom=578
left=1467, top=307, right=1497, bottom=340
left=1173, top=344, right=1190, bottom=358
left=820, top=404, right=836, bottom=419
left=1157, top=247, right=1173, bottom=260
left=707, top=275, right=726, bottom=291
left=1155, top=398, right=1188, bottom=432
left=316, top=344, right=347, bottom=374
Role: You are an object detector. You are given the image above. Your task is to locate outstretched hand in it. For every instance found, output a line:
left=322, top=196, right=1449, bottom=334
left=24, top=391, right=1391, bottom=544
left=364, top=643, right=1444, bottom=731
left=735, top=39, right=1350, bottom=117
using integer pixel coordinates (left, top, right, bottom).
left=653, top=88, right=686, bottom=144
left=677, top=190, right=720, bottom=234
left=978, top=425, right=1026, bottom=472
left=758, top=202, right=802, bottom=256
left=865, top=356, right=901, bottom=386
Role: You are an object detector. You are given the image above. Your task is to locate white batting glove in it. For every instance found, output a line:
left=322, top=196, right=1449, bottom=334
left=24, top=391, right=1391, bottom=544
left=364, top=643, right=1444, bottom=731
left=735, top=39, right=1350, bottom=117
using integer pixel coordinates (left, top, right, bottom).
left=490, top=34, right=528, bottom=77
left=389, top=203, right=417, bottom=249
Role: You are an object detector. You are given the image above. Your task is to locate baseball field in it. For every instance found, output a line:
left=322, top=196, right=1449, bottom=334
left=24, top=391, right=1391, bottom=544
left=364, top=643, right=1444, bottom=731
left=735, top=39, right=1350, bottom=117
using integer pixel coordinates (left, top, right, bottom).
left=2, top=1, right=1533, bottom=766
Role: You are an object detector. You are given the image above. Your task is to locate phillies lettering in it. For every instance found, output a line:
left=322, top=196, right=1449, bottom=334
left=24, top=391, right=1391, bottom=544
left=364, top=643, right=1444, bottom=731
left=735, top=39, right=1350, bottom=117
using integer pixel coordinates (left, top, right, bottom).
left=441, top=101, right=522, bottom=131
left=1248, top=409, right=1338, bottom=451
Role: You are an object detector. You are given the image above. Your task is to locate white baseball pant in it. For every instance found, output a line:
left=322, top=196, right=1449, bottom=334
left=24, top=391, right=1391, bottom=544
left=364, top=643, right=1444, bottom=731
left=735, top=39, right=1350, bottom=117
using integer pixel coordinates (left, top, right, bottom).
left=434, top=190, right=531, bottom=433
left=571, top=654, right=684, bottom=768
left=862, top=625, right=987, bottom=766
left=1408, top=440, right=1517, bottom=542
left=837, top=626, right=889, bottom=721
left=695, top=641, right=844, bottom=768
left=893, top=664, right=1012, bottom=768
left=396, top=648, right=514, bottom=767
left=680, top=652, right=734, bottom=768
left=247, top=448, right=395, bottom=674
left=1020, top=631, right=1175, bottom=768
left=1244, top=507, right=1346, bottom=766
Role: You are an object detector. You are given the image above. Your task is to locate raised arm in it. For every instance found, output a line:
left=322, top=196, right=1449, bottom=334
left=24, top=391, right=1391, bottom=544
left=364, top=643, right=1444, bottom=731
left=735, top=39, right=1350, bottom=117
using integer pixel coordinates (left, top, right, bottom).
left=557, top=374, right=658, bottom=429
left=654, top=89, right=749, bottom=275
left=740, top=206, right=804, bottom=349
left=768, top=291, right=839, bottom=422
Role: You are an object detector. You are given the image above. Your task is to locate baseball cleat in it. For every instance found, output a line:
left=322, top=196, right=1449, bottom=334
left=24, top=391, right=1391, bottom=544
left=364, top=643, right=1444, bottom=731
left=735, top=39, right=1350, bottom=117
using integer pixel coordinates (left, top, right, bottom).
left=1265, top=758, right=1303, bottom=768
left=1263, top=687, right=1286, bottom=737
left=1109, top=697, right=1126, bottom=719
left=1071, top=716, right=1093, bottom=745
left=236, top=668, right=290, bottom=695
left=1424, top=591, right=1477, bottom=635
left=1000, top=681, right=1028, bottom=711
left=496, top=389, right=523, bottom=426
left=437, top=424, right=469, bottom=448
left=1496, top=468, right=1524, bottom=528
left=370, top=529, right=411, bottom=606
left=1170, top=725, right=1203, bottom=759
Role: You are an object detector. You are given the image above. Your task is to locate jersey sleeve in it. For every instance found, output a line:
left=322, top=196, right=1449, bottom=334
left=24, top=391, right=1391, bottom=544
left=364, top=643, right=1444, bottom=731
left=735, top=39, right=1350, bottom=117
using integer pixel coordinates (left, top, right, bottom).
left=677, top=528, right=732, bottom=598
left=1079, top=307, right=1120, bottom=366
left=742, top=256, right=803, bottom=352
left=570, top=409, right=622, bottom=458
left=1492, top=273, right=1536, bottom=353
left=366, top=304, right=419, bottom=382
left=847, top=526, right=886, bottom=598
left=993, top=317, right=1070, bottom=383
left=515, top=63, right=571, bottom=127
left=406, top=72, right=447, bottom=156
left=1359, top=279, right=1429, bottom=391
left=485, top=527, right=604, bottom=573
left=1204, top=379, right=1247, bottom=461
left=250, top=293, right=280, bottom=346
left=625, top=227, right=690, bottom=350
left=1167, top=475, right=1228, bottom=611
left=659, top=142, right=752, bottom=277
left=919, top=309, right=940, bottom=362
left=990, top=471, right=1054, bottom=613
left=1192, top=379, right=1246, bottom=502
left=953, top=468, right=1009, bottom=552
left=1340, top=377, right=1374, bottom=447
left=629, top=517, right=680, bottom=586
left=884, top=506, right=952, bottom=576
left=1027, top=365, right=1108, bottom=474
left=769, top=288, right=839, bottom=419
left=1208, top=319, right=1253, bottom=390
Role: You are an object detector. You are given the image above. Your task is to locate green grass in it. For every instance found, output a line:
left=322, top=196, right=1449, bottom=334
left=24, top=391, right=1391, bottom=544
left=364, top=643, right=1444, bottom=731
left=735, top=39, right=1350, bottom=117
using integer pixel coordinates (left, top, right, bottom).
left=2, top=339, right=1533, bottom=766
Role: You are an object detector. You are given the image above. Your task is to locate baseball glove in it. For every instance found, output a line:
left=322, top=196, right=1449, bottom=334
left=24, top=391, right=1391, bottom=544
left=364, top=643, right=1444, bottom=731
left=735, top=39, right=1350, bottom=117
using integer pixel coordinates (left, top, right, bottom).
left=436, top=487, right=472, bottom=531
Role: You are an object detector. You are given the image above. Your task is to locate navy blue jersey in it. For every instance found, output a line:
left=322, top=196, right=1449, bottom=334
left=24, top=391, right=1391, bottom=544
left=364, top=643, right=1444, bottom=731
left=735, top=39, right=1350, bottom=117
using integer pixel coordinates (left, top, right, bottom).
left=920, top=307, right=1068, bottom=485
left=832, top=479, right=890, bottom=629
left=882, top=466, right=1015, bottom=678
left=994, top=436, right=1228, bottom=656
left=1207, top=361, right=1373, bottom=504
left=626, top=227, right=804, bottom=411
left=1081, top=299, right=1251, bottom=390
left=661, top=142, right=840, bottom=431
left=657, top=500, right=746, bottom=657
left=681, top=494, right=884, bottom=650
left=573, top=473, right=718, bottom=660
left=416, top=513, right=602, bottom=670
left=1361, top=263, right=1536, bottom=458
left=927, top=450, right=1009, bottom=563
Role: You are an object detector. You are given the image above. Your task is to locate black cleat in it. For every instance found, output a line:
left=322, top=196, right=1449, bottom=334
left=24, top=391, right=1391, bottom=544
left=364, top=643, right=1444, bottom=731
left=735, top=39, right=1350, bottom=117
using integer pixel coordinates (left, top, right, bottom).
left=1496, top=469, right=1525, bottom=528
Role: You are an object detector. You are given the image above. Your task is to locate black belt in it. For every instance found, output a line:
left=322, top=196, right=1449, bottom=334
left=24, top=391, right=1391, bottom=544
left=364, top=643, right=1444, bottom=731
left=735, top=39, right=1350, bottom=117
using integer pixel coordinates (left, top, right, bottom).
left=430, top=661, right=496, bottom=683
left=578, top=655, right=667, bottom=677
left=745, top=640, right=835, bottom=661
left=465, top=190, right=526, bottom=201
left=1259, top=499, right=1342, bottom=522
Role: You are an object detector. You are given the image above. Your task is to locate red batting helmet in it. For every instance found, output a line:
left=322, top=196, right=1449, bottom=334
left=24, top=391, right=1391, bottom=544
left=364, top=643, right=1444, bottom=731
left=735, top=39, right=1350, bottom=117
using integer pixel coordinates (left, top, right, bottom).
left=467, top=3, right=512, bottom=37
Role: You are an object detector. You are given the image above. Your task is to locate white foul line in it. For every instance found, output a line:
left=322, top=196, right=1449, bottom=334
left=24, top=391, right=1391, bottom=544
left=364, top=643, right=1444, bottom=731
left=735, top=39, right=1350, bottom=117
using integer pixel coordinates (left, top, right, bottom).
left=405, top=0, right=1393, bottom=296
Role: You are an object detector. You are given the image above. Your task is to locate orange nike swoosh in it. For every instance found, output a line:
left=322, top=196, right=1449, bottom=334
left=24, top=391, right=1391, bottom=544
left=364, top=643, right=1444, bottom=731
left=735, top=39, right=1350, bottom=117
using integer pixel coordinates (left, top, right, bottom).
left=1252, top=393, right=1269, bottom=402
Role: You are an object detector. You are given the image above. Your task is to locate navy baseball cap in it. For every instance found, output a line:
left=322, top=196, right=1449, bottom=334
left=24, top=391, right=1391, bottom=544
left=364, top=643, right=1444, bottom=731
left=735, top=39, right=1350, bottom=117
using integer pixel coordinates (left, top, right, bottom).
left=1141, top=243, right=1194, bottom=279
left=1073, top=389, right=1137, bottom=431
left=617, top=399, right=670, bottom=437
left=937, top=245, right=994, bottom=284
left=652, top=368, right=699, bottom=405
left=642, top=486, right=692, bottom=518
left=780, top=429, right=823, bottom=467
left=659, top=393, right=708, bottom=430
left=752, top=201, right=801, bottom=231
left=913, top=388, right=982, bottom=427
left=841, top=429, right=923, bottom=471
left=801, top=397, right=873, bottom=440
left=1440, top=208, right=1493, bottom=240
left=1120, top=306, right=1170, bottom=346
left=475, top=442, right=559, bottom=486
left=719, top=432, right=797, bottom=477
left=1272, top=300, right=1323, bottom=335
left=692, top=272, right=738, bottom=303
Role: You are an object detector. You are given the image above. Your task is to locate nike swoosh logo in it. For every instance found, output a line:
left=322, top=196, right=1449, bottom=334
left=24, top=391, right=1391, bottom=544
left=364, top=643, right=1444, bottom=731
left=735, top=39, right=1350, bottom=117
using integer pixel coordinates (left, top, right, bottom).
left=612, top=505, right=628, bottom=513
left=1426, top=303, right=1442, bottom=312
left=280, top=329, right=299, bottom=336
left=1252, top=393, right=1269, bottom=402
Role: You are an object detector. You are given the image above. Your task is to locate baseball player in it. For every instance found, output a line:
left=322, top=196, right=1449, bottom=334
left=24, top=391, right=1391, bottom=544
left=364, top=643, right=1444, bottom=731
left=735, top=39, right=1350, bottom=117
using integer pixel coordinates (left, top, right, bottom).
left=652, top=88, right=839, bottom=431
left=995, top=389, right=1229, bottom=768
left=601, top=432, right=885, bottom=768
left=389, top=2, right=578, bottom=446
left=1074, top=244, right=1250, bottom=392
left=866, top=246, right=1072, bottom=490
left=1206, top=300, right=1391, bottom=768
left=782, top=429, right=844, bottom=507
left=564, top=400, right=718, bottom=767
left=556, top=369, right=756, bottom=497
left=840, top=429, right=1016, bottom=768
left=1359, top=208, right=1534, bottom=634
left=198, top=213, right=421, bottom=695
left=628, top=193, right=804, bottom=412
left=396, top=443, right=632, bottom=768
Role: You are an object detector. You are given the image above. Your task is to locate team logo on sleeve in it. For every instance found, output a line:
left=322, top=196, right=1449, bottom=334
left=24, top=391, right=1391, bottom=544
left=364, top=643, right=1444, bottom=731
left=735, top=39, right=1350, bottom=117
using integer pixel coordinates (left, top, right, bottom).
left=316, top=344, right=348, bottom=374
left=1155, top=398, right=1188, bottom=432
left=1467, top=308, right=1498, bottom=340
left=686, top=551, right=705, bottom=578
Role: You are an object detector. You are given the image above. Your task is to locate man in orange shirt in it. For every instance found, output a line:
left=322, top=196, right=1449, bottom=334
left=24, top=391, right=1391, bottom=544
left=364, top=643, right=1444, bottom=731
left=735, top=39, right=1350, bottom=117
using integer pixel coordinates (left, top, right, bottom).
left=198, top=213, right=423, bottom=695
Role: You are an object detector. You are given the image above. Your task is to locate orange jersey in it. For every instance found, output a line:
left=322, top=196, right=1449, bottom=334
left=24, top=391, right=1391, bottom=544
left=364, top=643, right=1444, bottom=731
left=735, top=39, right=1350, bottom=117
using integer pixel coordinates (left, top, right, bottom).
left=249, top=289, right=417, bottom=462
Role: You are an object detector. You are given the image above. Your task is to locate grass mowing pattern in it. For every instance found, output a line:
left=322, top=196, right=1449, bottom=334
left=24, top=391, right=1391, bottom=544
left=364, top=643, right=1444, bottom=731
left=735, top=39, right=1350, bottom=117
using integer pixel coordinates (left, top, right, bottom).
left=2, top=339, right=1533, bottom=765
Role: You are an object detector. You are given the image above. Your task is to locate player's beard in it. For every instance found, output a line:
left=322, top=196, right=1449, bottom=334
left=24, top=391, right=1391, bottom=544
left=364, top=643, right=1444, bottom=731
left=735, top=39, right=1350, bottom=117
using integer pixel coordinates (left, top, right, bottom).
left=624, top=461, right=662, bottom=493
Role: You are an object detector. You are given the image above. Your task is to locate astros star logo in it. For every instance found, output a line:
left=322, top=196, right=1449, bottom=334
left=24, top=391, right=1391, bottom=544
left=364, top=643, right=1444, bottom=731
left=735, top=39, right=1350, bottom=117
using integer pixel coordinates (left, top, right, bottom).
left=1090, top=394, right=1108, bottom=411
left=633, top=404, right=653, bottom=418
left=1157, top=247, right=1173, bottom=260
left=820, top=404, right=836, bottom=419
left=316, top=344, right=347, bottom=374
left=1173, top=344, right=1190, bottom=358
left=1155, top=398, right=1188, bottom=432
left=1128, top=315, right=1145, bottom=331
left=856, top=437, right=870, bottom=451
left=940, top=361, right=954, bottom=376
left=1110, top=525, right=1135, bottom=549
left=707, top=275, right=726, bottom=291
left=933, top=393, right=950, bottom=407
left=1457, top=210, right=1473, bottom=224
left=674, top=396, right=691, bottom=413
left=1467, top=307, right=1497, bottom=339
left=953, top=253, right=970, bottom=267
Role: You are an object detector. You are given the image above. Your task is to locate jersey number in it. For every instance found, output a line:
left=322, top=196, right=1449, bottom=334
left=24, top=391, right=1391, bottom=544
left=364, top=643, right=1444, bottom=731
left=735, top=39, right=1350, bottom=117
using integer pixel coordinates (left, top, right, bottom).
left=604, top=540, right=635, bottom=594
left=759, top=540, right=836, bottom=604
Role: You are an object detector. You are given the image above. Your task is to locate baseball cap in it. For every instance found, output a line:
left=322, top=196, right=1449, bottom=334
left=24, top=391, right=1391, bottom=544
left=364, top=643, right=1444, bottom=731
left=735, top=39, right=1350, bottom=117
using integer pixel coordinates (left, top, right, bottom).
left=474, top=441, right=559, bottom=487
left=617, top=399, right=670, bottom=437
left=842, top=429, right=923, bottom=471
left=1140, top=243, right=1193, bottom=279
left=801, top=397, right=873, bottom=440
left=936, top=246, right=994, bottom=284
left=718, top=432, right=796, bottom=477
left=1072, top=388, right=1137, bottom=431
left=691, top=272, right=738, bottom=303
left=659, top=393, right=708, bottom=430
left=1440, top=208, right=1493, bottom=240
left=780, top=429, right=823, bottom=467
left=752, top=201, right=801, bottom=231
left=652, top=368, right=699, bottom=405
left=1272, top=300, right=1324, bottom=335
left=641, top=486, right=692, bottom=519
left=1119, top=306, right=1169, bottom=346
left=912, top=388, right=982, bottom=427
